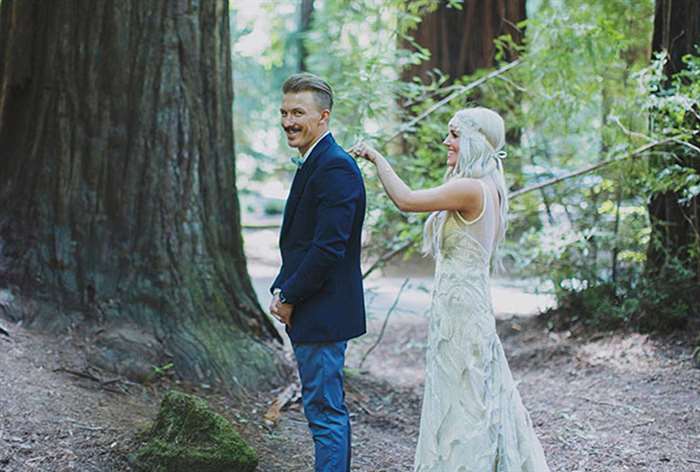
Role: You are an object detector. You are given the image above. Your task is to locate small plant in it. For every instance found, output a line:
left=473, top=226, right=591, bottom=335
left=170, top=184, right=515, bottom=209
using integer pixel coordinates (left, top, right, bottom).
left=152, top=362, right=174, bottom=378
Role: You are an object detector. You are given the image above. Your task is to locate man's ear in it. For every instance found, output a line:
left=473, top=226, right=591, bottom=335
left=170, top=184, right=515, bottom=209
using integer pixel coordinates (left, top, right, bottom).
left=319, top=109, right=331, bottom=125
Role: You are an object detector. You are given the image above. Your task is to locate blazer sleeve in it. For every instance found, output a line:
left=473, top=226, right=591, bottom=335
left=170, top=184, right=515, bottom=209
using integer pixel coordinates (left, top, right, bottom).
left=270, top=271, right=283, bottom=295
left=279, top=159, right=362, bottom=305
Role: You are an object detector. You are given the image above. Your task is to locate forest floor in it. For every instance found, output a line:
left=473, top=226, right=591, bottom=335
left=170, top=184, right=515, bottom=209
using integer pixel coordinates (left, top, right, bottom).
left=1, top=226, right=699, bottom=471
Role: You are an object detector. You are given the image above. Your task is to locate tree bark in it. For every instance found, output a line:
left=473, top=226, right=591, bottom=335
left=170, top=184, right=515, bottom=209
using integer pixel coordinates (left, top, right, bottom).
left=402, top=0, right=526, bottom=83
left=400, top=0, right=527, bottom=179
left=298, top=0, right=315, bottom=72
left=646, top=0, right=700, bottom=280
left=0, top=0, right=283, bottom=391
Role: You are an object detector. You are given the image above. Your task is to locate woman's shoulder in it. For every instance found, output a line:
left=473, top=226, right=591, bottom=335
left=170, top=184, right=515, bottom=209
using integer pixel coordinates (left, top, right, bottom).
left=447, top=178, right=489, bottom=223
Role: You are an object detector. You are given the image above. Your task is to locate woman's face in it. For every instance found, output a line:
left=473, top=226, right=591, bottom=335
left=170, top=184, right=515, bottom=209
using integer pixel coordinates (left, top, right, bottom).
left=443, top=125, right=460, bottom=168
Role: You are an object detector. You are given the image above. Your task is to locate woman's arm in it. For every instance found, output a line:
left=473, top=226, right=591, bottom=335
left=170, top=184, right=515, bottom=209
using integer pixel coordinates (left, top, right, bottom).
left=350, top=143, right=483, bottom=214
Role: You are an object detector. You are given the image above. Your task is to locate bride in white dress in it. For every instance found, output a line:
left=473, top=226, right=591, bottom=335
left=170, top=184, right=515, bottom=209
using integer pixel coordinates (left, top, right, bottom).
left=351, top=107, right=550, bottom=471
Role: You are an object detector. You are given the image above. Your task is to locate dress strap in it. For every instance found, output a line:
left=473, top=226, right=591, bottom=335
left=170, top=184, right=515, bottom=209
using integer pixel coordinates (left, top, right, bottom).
left=453, top=179, right=488, bottom=225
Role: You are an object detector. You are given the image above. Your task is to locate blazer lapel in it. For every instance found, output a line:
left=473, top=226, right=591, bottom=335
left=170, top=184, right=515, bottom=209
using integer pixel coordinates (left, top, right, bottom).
left=279, top=134, right=335, bottom=241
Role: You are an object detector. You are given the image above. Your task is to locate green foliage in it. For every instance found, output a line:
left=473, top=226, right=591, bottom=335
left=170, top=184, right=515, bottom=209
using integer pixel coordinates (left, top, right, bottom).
left=488, top=0, right=694, bottom=333
left=302, top=0, right=452, bottom=258
left=546, top=283, right=628, bottom=331
left=636, top=259, right=699, bottom=332
left=231, top=2, right=298, bottom=186
left=263, top=199, right=285, bottom=215
left=304, top=0, right=437, bottom=144
left=231, top=0, right=698, bottom=333
left=641, top=51, right=700, bottom=201
left=546, top=256, right=698, bottom=333
left=152, top=362, right=174, bottom=379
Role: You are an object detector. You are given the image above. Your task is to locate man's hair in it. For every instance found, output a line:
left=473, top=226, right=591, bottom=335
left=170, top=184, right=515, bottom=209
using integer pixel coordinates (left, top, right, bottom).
left=282, top=73, right=334, bottom=111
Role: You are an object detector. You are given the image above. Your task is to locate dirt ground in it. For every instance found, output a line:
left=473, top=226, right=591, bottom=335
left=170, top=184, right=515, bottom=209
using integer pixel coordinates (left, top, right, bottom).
left=1, top=228, right=699, bottom=471
left=1, top=302, right=699, bottom=471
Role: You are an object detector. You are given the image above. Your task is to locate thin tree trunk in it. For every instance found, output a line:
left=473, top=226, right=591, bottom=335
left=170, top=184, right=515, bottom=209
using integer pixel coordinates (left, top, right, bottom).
left=611, top=179, right=623, bottom=286
left=298, top=0, right=315, bottom=72
left=0, top=0, right=283, bottom=391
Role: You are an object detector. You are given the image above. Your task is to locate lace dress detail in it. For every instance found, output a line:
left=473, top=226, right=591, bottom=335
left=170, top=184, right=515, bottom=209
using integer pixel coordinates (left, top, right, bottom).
left=414, top=181, right=550, bottom=472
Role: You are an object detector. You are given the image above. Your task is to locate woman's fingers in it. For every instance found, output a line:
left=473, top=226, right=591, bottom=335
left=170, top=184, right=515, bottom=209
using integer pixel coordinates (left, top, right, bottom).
left=350, top=142, right=372, bottom=160
left=350, top=141, right=381, bottom=165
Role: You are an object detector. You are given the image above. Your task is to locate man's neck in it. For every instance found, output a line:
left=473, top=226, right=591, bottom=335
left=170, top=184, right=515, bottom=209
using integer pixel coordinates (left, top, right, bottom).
left=299, top=129, right=330, bottom=158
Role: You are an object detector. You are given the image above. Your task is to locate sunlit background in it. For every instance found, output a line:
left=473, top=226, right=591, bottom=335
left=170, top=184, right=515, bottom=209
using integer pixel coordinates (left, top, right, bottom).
left=230, top=0, right=698, bottom=335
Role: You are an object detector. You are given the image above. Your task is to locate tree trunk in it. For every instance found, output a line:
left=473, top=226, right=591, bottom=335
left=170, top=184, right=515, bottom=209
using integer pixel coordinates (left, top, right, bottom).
left=0, top=0, right=284, bottom=391
left=402, top=0, right=526, bottom=83
left=298, top=0, right=315, bottom=72
left=646, top=0, right=700, bottom=280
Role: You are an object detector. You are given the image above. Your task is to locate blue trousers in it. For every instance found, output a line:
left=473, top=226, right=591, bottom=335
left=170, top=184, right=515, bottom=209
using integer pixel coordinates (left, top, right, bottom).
left=293, top=341, right=351, bottom=472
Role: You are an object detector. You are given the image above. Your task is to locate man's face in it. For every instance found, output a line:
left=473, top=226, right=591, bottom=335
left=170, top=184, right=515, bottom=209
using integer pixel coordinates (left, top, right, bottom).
left=280, top=91, right=328, bottom=155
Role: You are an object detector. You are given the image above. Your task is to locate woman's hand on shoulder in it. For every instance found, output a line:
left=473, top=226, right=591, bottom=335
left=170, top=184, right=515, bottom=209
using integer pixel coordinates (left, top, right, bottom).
left=349, top=141, right=381, bottom=164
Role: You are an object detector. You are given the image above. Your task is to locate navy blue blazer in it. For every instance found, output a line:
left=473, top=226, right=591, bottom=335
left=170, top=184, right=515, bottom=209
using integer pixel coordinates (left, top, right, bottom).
left=271, top=133, right=366, bottom=343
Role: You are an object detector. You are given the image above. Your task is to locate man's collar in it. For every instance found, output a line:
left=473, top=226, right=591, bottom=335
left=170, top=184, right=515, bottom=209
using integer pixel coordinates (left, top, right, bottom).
left=300, top=130, right=330, bottom=162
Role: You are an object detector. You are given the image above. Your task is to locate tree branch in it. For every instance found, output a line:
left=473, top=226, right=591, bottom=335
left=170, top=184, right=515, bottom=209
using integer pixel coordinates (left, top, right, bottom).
left=509, top=137, right=682, bottom=199
left=361, top=135, right=696, bottom=269
left=359, top=278, right=410, bottom=369
left=385, top=59, right=523, bottom=143
left=362, top=240, right=414, bottom=279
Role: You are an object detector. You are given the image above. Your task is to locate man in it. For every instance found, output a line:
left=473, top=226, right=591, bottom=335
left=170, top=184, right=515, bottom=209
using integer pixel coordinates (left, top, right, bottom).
left=270, top=73, right=366, bottom=472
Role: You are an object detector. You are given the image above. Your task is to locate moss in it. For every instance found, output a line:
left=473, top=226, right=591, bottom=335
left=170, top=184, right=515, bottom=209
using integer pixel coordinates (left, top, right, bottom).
left=138, top=262, right=282, bottom=391
left=131, top=390, right=257, bottom=472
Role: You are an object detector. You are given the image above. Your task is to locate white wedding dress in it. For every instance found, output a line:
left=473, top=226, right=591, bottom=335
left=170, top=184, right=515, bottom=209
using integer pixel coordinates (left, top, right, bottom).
left=414, top=180, right=550, bottom=472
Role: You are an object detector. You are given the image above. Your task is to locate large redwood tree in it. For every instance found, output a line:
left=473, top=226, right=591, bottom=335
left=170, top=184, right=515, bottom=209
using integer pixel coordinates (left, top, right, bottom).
left=0, top=0, right=283, bottom=390
left=402, top=0, right=526, bottom=83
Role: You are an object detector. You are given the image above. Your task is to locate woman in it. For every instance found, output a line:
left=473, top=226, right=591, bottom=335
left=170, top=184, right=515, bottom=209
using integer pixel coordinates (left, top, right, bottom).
left=350, top=107, right=550, bottom=471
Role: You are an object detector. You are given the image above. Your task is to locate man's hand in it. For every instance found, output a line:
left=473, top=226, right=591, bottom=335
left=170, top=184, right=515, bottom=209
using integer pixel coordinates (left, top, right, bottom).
left=269, top=292, right=294, bottom=327
left=269, top=292, right=281, bottom=318
left=275, top=302, right=294, bottom=326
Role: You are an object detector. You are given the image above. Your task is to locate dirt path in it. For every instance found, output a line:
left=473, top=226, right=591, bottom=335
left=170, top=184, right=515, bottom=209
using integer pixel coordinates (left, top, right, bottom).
left=0, top=323, right=153, bottom=471
left=1, top=227, right=699, bottom=471
left=244, top=313, right=700, bottom=472
left=2, top=302, right=699, bottom=471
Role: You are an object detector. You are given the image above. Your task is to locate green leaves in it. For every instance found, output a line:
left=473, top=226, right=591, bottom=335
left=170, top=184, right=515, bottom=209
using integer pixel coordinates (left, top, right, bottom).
left=230, top=1, right=698, bottom=331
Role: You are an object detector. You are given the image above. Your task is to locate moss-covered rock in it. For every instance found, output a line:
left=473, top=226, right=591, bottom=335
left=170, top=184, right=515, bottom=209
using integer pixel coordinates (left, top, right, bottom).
left=131, top=390, right=257, bottom=472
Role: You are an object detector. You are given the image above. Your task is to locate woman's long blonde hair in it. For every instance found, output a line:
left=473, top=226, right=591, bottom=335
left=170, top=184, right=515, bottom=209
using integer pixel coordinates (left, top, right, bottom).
left=422, top=107, right=509, bottom=262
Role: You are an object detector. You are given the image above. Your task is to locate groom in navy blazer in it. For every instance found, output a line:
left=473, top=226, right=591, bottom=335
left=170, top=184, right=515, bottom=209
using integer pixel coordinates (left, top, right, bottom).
left=270, top=73, right=366, bottom=472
